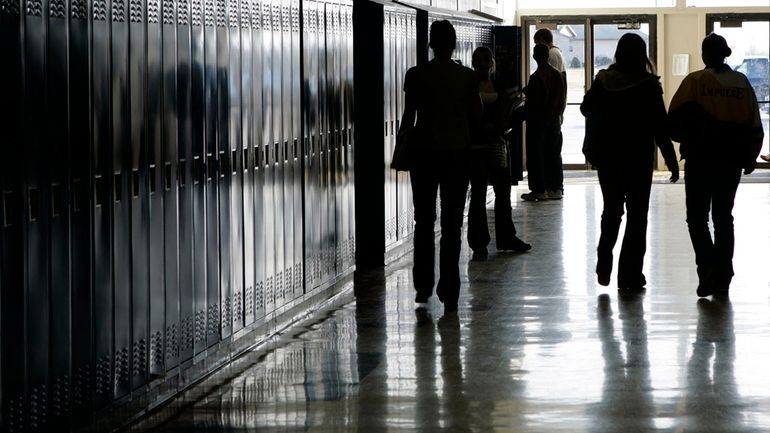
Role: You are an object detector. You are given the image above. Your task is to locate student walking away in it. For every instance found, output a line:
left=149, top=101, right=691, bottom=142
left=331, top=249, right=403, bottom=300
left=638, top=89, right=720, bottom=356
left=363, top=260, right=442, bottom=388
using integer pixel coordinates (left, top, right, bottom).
left=467, top=46, right=532, bottom=260
left=522, top=43, right=566, bottom=202
left=668, top=33, right=764, bottom=298
left=400, top=20, right=482, bottom=312
left=531, top=28, right=568, bottom=200
left=581, top=33, right=679, bottom=292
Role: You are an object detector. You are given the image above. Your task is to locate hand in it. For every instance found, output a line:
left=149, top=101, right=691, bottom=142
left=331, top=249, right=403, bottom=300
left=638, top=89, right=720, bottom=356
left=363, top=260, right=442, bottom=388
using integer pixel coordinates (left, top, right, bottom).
left=668, top=165, right=680, bottom=183
left=744, top=160, right=757, bottom=175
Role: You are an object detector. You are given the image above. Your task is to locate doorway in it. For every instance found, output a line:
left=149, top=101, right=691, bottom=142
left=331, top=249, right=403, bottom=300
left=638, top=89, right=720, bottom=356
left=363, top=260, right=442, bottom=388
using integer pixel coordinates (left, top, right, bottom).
left=522, top=16, right=657, bottom=169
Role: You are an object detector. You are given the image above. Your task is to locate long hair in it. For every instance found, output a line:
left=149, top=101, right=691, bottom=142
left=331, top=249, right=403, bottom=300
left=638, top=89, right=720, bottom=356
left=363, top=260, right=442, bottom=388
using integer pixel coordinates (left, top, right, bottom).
left=612, top=33, right=655, bottom=74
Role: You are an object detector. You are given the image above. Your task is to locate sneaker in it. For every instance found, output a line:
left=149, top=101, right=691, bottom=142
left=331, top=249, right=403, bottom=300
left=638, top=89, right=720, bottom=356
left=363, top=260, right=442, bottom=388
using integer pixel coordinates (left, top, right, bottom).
left=547, top=190, right=563, bottom=200
left=521, top=191, right=547, bottom=201
left=497, top=236, right=532, bottom=252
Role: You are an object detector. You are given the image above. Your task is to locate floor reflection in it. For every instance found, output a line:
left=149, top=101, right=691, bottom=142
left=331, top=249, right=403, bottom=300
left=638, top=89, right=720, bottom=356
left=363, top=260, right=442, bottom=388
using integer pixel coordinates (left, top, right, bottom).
left=125, top=181, right=770, bottom=433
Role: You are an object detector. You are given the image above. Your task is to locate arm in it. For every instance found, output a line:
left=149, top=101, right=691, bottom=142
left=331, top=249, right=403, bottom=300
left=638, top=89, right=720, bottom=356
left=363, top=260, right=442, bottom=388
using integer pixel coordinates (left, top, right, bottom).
left=744, top=83, right=765, bottom=174
left=653, top=88, right=680, bottom=182
left=399, top=68, right=417, bottom=133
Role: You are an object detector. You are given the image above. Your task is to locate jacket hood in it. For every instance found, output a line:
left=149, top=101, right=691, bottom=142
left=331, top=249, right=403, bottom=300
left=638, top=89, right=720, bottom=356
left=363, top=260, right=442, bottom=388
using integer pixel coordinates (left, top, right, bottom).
left=595, top=68, right=660, bottom=92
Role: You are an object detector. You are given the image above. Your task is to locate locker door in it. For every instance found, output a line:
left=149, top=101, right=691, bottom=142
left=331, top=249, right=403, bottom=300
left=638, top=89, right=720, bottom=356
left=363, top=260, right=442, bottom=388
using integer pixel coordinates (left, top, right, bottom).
left=301, top=0, right=318, bottom=291
left=216, top=0, right=232, bottom=339
left=279, top=0, right=291, bottom=307
left=251, top=0, right=265, bottom=321
left=68, top=0, right=94, bottom=423
left=111, top=0, right=132, bottom=400
left=190, top=0, right=208, bottom=356
left=261, top=0, right=275, bottom=315
left=383, top=11, right=396, bottom=248
left=129, top=0, right=151, bottom=390
left=228, top=0, right=245, bottom=334
left=241, top=0, right=255, bottom=326
left=320, top=2, right=332, bottom=284
left=290, top=0, right=302, bottom=301
left=1, top=0, right=27, bottom=430
left=178, top=0, right=195, bottom=363
left=47, top=0, right=72, bottom=423
left=272, top=0, right=285, bottom=308
left=396, top=12, right=409, bottom=242
left=204, top=0, right=221, bottom=348
left=162, top=0, right=181, bottom=371
left=330, top=2, right=342, bottom=277
left=92, top=0, right=115, bottom=409
left=342, top=2, right=353, bottom=271
left=147, top=0, right=166, bottom=375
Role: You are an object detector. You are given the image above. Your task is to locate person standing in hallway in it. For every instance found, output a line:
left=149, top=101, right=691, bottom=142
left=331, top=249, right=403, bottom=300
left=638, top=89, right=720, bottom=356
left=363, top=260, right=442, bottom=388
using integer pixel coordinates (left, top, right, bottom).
left=580, top=33, right=679, bottom=291
left=467, top=46, right=532, bottom=259
left=522, top=28, right=568, bottom=201
left=399, top=20, right=481, bottom=312
left=668, top=33, right=764, bottom=298
left=522, top=43, right=566, bottom=202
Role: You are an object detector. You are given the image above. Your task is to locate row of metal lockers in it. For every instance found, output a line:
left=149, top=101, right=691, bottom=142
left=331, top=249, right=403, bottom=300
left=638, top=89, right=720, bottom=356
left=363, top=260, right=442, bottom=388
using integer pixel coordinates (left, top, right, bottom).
left=0, top=0, right=499, bottom=430
left=0, top=0, right=353, bottom=430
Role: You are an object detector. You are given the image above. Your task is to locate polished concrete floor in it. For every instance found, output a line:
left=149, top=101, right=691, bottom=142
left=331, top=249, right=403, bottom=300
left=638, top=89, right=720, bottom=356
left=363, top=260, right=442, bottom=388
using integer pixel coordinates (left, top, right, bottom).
left=128, top=173, right=770, bottom=432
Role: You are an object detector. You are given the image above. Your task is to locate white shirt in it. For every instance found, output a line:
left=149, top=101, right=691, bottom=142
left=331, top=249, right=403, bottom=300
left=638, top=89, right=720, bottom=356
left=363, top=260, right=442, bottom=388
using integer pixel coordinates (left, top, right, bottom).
left=548, top=46, right=566, bottom=73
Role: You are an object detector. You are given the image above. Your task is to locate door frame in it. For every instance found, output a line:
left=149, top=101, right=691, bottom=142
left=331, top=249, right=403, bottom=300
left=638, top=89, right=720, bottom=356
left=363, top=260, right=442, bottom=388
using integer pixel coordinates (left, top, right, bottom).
left=521, top=15, right=658, bottom=170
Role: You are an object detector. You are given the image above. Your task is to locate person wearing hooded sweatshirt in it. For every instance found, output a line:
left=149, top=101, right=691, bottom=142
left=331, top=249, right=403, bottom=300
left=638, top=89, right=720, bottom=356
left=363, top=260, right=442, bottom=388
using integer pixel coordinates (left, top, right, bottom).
left=668, top=33, right=764, bottom=298
left=581, top=33, right=679, bottom=291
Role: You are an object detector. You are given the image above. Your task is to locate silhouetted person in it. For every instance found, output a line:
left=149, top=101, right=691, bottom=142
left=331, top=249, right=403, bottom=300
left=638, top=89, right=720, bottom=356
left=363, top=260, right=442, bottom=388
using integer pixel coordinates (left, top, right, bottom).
left=524, top=29, right=567, bottom=201
left=467, top=46, right=531, bottom=259
left=669, top=33, right=764, bottom=297
left=522, top=43, right=566, bottom=202
left=581, top=33, right=679, bottom=291
left=400, top=20, right=482, bottom=312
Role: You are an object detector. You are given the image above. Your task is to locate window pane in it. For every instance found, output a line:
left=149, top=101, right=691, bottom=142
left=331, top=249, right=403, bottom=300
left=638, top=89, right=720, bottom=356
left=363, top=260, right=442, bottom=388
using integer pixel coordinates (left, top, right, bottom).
left=688, top=0, right=770, bottom=6
left=519, top=0, right=673, bottom=8
left=592, top=24, right=651, bottom=78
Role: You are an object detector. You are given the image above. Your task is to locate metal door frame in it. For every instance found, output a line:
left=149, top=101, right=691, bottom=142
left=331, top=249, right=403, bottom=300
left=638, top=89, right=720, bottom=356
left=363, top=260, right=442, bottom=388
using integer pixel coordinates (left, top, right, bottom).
left=522, top=14, right=658, bottom=170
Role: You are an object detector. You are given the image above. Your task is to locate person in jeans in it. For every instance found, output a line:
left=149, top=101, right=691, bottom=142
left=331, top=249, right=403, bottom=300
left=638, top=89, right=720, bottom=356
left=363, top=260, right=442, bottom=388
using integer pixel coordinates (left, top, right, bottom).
left=522, top=43, right=566, bottom=202
left=669, top=33, right=764, bottom=297
left=581, top=33, right=679, bottom=291
left=400, top=20, right=482, bottom=312
left=467, top=46, right=531, bottom=259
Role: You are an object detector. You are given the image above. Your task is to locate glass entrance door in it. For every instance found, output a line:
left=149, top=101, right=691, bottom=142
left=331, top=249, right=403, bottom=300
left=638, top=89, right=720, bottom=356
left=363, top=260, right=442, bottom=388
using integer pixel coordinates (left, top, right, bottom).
left=524, top=16, right=656, bottom=169
left=707, top=15, right=770, bottom=163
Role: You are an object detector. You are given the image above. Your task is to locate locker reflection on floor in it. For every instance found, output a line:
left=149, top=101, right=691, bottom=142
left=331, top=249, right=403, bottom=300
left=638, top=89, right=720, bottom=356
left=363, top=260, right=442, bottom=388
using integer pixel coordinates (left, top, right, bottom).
left=128, top=177, right=770, bottom=433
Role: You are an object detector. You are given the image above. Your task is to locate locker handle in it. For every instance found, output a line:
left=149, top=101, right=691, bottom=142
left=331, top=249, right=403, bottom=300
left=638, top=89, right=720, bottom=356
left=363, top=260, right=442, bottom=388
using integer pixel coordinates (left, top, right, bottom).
left=2, top=190, right=12, bottom=227
left=164, top=162, right=172, bottom=190
left=149, top=165, right=157, bottom=194
left=243, top=148, right=249, bottom=172
left=179, top=159, right=186, bottom=187
left=231, top=150, right=238, bottom=174
left=219, top=151, right=226, bottom=177
left=274, top=143, right=279, bottom=164
left=293, top=139, right=298, bottom=159
left=264, top=145, right=269, bottom=166
left=132, top=169, right=140, bottom=198
left=114, top=172, right=122, bottom=203
left=391, top=120, right=394, bottom=136
left=193, top=156, right=202, bottom=184
left=51, top=182, right=62, bottom=217
left=284, top=141, right=289, bottom=162
left=94, top=174, right=105, bottom=207
left=72, top=179, right=82, bottom=212
left=28, top=187, right=39, bottom=221
left=206, top=154, right=215, bottom=180
left=384, top=121, right=388, bottom=137
left=311, top=136, right=316, bottom=155
left=255, top=146, right=262, bottom=168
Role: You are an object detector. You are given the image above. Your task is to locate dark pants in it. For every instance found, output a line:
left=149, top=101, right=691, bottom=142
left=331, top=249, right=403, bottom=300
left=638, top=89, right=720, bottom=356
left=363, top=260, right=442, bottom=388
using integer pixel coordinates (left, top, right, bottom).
left=411, top=151, right=470, bottom=305
left=684, top=160, right=742, bottom=288
left=468, top=148, right=517, bottom=251
left=526, top=121, right=563, bottom=193
left=597, top=166, right=652, bottom=288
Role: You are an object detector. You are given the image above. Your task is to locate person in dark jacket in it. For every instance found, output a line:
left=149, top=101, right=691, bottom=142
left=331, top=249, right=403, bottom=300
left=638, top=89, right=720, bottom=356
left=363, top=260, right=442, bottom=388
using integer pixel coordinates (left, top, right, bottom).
left=668, top=33, right=764, bottom=297
left=400, top=20, right=482, bottom=312
left=522, top=44, right=566, bottom=202
left=581, top=33, right=679, bottom=291
left=467, top=46, right=532, bottom=259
